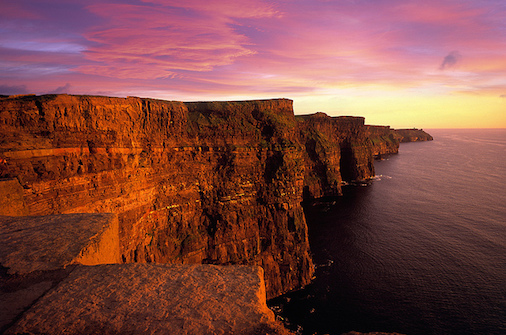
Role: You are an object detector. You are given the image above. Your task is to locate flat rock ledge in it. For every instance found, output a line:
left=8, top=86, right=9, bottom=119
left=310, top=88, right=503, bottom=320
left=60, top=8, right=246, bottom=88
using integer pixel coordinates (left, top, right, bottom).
left=5, top=264, right=286, bottom=335
left=0, top=213, right=287, bottom=334
left=0, top=214, right=121, bottom=275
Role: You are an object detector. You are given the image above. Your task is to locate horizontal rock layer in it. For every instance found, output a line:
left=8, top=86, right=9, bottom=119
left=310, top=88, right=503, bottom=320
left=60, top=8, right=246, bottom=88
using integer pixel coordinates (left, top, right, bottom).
left=0, top=94, right=430, bottom=298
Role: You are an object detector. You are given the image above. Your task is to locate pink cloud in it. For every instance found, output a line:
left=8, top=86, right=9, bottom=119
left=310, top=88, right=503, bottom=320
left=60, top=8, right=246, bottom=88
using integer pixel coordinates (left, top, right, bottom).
left=1, top=0, right=505, bottom=105
left=140, top=0, right=280, bottom=19
left=392, top=1, right=486, bottom=24
left=223, top=0, right=506, bottom=90
left=77, top=2, right=278, bottom=79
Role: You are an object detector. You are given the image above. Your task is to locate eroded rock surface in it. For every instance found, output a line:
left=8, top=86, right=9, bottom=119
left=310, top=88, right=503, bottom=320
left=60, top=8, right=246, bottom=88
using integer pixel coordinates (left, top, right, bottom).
left=6, top=264, right=288, bottom=335
left=0, top=213, right=120, bottom=274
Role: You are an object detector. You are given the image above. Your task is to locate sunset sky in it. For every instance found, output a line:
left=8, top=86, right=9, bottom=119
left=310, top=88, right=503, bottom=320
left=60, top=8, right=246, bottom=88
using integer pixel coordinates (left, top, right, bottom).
left=1, top=0, right=505, bottom=128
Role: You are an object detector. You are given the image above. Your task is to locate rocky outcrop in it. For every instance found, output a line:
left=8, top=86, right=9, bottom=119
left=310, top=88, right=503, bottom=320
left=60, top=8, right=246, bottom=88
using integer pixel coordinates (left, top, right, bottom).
left=5, top=264, right=288, bottom=335
left=297, top=113, right=375, bottom=199
left=393, top=128, right=433, bottom=142
left=0, top=213, right=120, bottom=274
left=365, top=125, right=400, bottom=158
left=0, top=213, right=119, bottom=333
left=0, top=213, right=287, bottom=334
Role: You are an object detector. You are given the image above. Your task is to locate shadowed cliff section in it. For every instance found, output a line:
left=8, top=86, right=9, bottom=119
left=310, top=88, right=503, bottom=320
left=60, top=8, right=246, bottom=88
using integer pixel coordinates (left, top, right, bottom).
left=0, top=94, right=430, bottom=300
left=297, top=113, right=375, bottom=199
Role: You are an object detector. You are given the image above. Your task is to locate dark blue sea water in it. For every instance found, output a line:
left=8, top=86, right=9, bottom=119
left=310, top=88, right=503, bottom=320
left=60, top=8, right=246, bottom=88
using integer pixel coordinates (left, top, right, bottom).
left=270, top=129, right=506, bottom=335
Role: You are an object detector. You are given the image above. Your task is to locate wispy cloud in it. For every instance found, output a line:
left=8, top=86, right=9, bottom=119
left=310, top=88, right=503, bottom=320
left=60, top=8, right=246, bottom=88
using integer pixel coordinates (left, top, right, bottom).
left=0, top=84, right=28, bottom=95
left=0, top=0, right=505, bottom=127
left=49, top=83, right=72, bottom=94
left=77, top=1, right=279, bottom=79
left=440, top=51, right=462, bottom=70
left=140, top=0, right=280, bottom=18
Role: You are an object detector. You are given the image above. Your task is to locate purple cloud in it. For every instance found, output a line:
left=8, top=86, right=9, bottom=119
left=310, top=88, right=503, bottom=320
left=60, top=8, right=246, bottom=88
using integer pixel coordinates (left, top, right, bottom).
left=0, top=84, right=28, bottom=95
left=440, top=51, right=462, bottom=70
left=49, top=83, right=72, bottom=94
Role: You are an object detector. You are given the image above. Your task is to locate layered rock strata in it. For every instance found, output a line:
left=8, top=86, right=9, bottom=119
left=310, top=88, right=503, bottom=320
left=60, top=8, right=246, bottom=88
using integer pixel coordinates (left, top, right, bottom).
left=0, top=94, right=430, bottom=299
left=0, top=95, right=313, bottom=298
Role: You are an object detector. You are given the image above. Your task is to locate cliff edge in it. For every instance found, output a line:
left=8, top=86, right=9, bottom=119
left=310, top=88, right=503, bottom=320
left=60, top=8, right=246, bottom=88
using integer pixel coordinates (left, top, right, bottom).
left=0, top=94, right=431, bottom=334
left=0, top=94, right=431, bottom=300
left=394, top=128, right=433, bottom=142
left=0, top=95, right=313, bottom=299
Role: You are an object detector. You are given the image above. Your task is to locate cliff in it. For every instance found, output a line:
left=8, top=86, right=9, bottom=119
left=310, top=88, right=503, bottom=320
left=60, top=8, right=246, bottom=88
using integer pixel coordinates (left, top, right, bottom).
left=297, top=113, right=375, bottom=198
left=365, top=126, right=434, bottom=158
left=365, top=125, right=400, bottom=158
left=0, top=94, right=430, bottom=301
left=393, top=128, right=433, bottom=142
left=0, top=94, right=314, bottom=299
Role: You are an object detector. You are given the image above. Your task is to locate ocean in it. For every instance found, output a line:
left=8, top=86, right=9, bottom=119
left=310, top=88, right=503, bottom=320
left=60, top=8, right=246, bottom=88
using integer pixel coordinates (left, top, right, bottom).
left=270, top=129, right=506, bottom=335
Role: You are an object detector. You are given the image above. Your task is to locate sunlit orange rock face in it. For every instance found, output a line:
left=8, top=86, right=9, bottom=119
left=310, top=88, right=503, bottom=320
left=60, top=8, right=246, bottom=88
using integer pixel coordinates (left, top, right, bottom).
left=365, top=125, right=401, bottom=158
left=0, top=94, right=384, bottom=298
left=5, top=264, right=288, bottom=335
left=394, top=128, right=434, bottom=142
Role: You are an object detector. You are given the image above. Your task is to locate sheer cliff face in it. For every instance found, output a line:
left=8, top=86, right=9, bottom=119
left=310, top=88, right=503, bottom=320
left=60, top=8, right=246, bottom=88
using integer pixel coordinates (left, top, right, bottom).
left=1, top=95, right=395, bottom=298
left=298, top=113, right=375, bottom=199
left=365, top=125, right=400, bottom=158
left=0, top=95, right=313, bottom=298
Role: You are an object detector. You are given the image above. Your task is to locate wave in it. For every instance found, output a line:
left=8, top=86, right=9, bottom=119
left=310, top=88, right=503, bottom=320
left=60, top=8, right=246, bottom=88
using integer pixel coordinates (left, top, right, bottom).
left=371, top=174, right=392, bottom=181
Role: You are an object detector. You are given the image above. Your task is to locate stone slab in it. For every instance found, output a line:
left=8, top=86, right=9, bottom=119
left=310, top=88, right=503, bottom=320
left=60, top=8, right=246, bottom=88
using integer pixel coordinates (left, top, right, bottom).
left=0, top=267, right=75, bottom=333
left=6, top=264, right=287, bottom=335
left=0, top=213, right=120, bottom=274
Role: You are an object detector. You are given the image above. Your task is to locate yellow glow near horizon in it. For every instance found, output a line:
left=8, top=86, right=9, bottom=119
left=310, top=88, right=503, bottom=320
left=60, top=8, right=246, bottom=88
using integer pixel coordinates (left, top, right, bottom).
left=294, top=90, right=506, bottom=129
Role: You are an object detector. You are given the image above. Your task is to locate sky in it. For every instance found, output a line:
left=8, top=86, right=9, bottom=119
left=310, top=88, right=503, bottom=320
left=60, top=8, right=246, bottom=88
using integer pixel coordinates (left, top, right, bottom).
left=1, top=0, right=505, bottom=128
